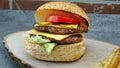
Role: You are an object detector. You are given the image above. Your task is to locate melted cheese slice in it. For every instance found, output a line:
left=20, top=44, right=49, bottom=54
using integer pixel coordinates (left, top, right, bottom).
left=27, top=29, right=75, bottom=40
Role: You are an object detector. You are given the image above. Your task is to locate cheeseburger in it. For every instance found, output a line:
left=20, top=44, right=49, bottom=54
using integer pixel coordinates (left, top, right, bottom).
left=24, top=2, right=90, bottom=62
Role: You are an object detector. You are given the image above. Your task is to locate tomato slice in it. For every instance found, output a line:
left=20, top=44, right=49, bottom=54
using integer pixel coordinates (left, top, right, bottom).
left=45, top=16, right=78, bottom=24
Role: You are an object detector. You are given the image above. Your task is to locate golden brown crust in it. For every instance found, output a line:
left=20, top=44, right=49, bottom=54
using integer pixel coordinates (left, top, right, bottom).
left=24, top=37, right=86, bottom=62
left=117, top=62, right=120, bottom=68
left=36, top=2, right=90, bottom=24
left=94, top=48, right=120, bottom=68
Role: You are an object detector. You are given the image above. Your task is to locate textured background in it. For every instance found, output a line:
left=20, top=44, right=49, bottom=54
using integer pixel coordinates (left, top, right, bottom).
left=0, top=10, right=120, bottom=68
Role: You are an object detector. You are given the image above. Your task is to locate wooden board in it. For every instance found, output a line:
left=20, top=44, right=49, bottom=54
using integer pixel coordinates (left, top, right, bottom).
left=3, top=31, right=119, bottom=68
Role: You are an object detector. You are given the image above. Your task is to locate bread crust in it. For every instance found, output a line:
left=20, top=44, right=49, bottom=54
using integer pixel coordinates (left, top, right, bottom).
left=24, top=37, right=86, bottom=62
left=36, top=2, right=90, bottom=24
left=94, top=48, right=120, bottom=68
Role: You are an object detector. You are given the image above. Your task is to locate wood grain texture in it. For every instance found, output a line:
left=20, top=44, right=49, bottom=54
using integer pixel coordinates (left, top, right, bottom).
left=3, top=33, right=33, bottom=68
left=0, top=0, right=120, bottom=14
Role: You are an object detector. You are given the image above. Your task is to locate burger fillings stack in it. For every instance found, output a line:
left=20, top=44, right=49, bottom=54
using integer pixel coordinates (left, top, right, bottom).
left=24, top=2, right=90, bottom=62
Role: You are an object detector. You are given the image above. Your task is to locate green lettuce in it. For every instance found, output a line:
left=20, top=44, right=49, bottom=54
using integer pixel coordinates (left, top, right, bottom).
left=31, top=35, right=50, bottom=44
left=27, top=35, right=56, bottom=55
left=44, top=43, right=56, bottom=55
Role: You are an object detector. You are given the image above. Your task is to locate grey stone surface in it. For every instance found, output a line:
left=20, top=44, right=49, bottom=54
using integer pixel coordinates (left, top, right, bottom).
left=0, top=10, right=120, bottom=68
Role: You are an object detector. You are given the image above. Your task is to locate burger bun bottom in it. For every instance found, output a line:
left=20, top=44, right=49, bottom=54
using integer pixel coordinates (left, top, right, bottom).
left=24, top=37, right=86, bottom=62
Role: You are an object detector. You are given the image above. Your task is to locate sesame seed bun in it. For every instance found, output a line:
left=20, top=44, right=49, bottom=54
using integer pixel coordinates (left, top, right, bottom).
left=24, top=37, right=86, bottom=62
left=36, top=2, right=90, bottom=24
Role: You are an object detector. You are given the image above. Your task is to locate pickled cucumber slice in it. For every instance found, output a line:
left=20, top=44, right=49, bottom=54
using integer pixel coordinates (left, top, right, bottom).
left=37, top=22, right=52, bottom=26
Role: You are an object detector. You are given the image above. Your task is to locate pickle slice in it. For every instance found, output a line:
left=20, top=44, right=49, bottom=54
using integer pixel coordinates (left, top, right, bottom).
left=37, top=22, right=52, bottom=26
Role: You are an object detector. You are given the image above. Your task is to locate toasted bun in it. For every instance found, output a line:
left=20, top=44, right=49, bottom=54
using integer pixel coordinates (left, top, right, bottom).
left=35, top=2, right=90, bottom=24
left=24, top=37, right=86, bottom=62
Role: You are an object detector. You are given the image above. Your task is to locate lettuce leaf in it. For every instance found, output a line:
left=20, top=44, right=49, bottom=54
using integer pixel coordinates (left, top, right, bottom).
left=44, top=43, right=56, bottom=55
left=27, top=35, right=56, bottom=55
left=30, top=35, right=50, bottom=44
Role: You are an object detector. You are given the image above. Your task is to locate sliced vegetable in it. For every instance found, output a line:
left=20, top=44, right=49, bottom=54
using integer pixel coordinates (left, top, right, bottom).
left=46, top=16, right=78, bottom=24
left=30, top=35, right=50, bottom=44
left=44, top=43, right=56, bottom=55
left=27, top=35, right=56, bottom=55
left=37, top=22, right=51, bottom=26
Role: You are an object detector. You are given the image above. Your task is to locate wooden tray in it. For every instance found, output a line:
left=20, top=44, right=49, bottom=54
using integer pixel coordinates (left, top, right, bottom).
left=3, top=31, right=119, bottom=68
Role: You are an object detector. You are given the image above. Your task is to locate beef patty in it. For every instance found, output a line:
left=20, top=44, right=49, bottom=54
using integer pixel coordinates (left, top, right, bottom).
left=30, top=34, right=82, bottom=44
left=34, top=25, right=87, bottom=34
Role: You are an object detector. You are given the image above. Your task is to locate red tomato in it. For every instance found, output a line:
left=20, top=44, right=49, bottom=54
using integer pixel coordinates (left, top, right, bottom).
left=45, top=16, right=78, bottom=24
